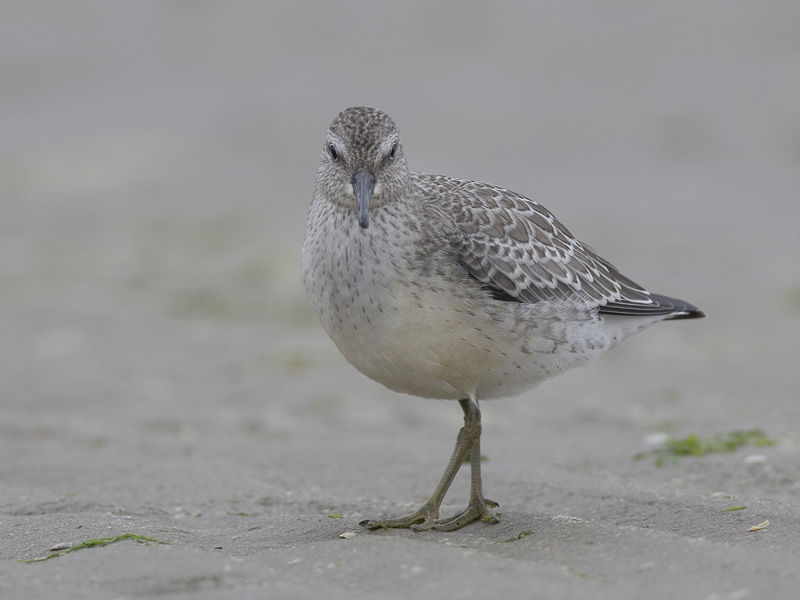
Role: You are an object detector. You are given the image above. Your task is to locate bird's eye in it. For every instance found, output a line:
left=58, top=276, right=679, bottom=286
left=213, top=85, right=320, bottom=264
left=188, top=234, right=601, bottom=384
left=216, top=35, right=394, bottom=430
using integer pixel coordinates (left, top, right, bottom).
left=388, top=142, right=399, bottom=160
left=328, top=144, right=339, bottom=161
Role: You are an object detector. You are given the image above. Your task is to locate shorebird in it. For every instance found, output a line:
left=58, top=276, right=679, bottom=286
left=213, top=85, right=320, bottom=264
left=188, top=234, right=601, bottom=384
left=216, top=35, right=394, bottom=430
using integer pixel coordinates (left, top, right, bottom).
left=301, top=106, right=704, bottom=531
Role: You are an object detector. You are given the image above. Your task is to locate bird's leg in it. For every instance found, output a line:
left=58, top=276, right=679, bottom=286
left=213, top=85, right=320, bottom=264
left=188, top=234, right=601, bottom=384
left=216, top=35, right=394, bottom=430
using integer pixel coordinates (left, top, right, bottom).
left=433, top=399, right=498, bottom=531
left=361, top=397, right=494, bottom=532
left=361, top=398, right=476, bottom=530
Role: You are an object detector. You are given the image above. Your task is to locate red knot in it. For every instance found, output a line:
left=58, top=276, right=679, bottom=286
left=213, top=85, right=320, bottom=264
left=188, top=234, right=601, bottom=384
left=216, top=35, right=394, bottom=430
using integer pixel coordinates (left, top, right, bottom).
left=302, top=106, right=705, bottom=531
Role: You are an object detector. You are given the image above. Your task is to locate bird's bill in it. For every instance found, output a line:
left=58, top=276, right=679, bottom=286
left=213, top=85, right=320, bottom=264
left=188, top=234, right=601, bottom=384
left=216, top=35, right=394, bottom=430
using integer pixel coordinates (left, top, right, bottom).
left=353, top=169, right=375, bottom=229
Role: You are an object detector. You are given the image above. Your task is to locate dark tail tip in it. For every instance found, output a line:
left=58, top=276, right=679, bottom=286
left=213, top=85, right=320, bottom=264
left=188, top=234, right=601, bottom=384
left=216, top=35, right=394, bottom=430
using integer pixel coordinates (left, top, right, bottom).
left=647, top=293, right=706, bottom=320
left=666, top=308, right=706, bottom=320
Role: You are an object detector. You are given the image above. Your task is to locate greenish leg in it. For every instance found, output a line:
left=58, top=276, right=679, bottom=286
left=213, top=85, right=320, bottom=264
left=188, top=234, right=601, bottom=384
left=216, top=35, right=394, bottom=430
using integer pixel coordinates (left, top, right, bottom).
left=361, top=397, right=496, bottom=532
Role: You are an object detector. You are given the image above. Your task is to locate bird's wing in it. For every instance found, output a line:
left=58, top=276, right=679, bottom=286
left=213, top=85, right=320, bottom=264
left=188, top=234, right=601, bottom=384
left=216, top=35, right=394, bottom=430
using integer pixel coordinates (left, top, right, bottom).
left=425, top=176, right=676, bottom=315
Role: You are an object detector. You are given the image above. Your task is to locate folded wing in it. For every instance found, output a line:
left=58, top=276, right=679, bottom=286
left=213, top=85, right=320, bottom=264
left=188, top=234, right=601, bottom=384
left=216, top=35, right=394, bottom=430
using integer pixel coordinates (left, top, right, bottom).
left=428, top=177, right=702, bottom=319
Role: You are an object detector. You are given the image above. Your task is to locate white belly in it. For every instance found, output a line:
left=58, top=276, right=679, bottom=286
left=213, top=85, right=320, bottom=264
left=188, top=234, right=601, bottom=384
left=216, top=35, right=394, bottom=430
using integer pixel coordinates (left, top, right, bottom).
left=317, top=279, right=613, bottom=400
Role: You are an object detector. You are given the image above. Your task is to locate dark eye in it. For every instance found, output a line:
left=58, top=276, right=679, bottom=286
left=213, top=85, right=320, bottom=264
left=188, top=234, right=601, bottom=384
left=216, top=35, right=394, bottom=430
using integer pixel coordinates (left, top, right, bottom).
left=389, top=142, right=399, bottom=160
left=328, top=144, right=339, bottom=161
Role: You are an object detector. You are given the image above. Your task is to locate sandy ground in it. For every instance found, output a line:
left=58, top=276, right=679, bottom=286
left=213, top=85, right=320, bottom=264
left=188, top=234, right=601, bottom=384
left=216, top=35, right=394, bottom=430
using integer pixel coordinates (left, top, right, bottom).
left=2, top=2, right=800, bottom=598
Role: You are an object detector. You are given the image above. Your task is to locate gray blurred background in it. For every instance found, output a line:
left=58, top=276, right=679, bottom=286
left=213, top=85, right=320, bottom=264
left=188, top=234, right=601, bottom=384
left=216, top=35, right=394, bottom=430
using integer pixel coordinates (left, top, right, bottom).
left=3, top=1, right=798, bottom=429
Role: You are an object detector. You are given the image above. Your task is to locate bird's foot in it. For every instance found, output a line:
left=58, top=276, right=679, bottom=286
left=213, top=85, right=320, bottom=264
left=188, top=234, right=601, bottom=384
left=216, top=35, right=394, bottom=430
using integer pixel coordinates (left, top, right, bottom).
left=434, top=497, right=499, bottom=532
left=359, top=501, right=439, bottom=531
left=361, top=498, right=499, bottom=532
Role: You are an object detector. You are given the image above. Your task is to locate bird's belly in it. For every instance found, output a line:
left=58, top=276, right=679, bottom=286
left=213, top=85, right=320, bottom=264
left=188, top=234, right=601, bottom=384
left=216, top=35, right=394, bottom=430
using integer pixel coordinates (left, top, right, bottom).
left=322, top=285, right=610, bottom=400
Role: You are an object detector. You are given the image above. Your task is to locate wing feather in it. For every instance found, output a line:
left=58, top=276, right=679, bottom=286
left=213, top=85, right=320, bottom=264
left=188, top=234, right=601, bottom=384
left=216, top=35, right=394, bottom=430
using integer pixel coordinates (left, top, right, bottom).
left=422, top=175, right=686, bottom=316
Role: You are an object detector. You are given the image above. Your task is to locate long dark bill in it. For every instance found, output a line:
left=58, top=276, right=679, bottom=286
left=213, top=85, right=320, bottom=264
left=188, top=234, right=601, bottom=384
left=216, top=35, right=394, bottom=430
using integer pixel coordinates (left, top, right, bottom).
left=353, top=169, right=375, bottom=229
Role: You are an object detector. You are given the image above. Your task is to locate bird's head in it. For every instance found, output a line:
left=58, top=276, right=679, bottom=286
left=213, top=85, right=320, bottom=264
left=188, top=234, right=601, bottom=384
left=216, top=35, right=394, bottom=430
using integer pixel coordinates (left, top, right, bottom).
left=316, top=106, right=409, bottom=229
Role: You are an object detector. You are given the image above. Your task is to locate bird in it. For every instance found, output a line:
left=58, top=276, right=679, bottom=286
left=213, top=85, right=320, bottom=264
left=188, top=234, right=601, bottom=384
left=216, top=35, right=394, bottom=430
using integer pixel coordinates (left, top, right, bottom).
left=301, top=106, right=705, bottom=532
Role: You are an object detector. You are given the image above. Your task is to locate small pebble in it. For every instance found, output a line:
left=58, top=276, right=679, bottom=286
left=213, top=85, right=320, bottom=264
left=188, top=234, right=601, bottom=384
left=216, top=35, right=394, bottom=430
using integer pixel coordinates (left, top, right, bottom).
left=49, top=542, right=73, bottom=552
left=642, top=433, right=670, bottom=446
